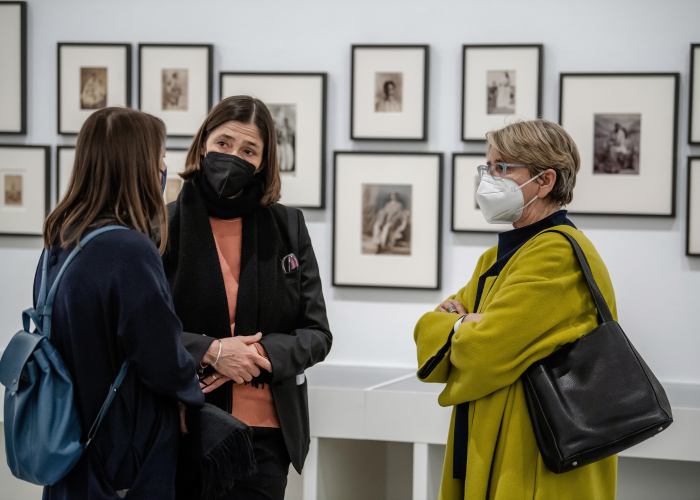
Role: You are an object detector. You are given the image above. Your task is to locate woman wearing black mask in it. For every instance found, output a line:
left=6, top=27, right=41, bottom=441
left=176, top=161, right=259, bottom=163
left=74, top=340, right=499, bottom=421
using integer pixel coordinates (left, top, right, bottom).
left=164, top=95, right=332, bottom=500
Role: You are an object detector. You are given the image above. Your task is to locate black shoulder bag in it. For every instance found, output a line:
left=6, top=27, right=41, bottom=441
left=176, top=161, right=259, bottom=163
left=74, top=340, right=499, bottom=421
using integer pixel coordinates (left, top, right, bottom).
left=522, top=230, right=673, bottom=473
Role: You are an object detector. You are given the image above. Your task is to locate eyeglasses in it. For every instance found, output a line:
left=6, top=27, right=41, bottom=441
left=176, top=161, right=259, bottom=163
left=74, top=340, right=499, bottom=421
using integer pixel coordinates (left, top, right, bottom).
left=477, top=162, right=530, bottom=178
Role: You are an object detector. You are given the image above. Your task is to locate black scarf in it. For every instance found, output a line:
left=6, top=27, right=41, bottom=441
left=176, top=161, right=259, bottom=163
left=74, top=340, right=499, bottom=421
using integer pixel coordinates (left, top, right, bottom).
left=166, top=178, right=286, bottom=408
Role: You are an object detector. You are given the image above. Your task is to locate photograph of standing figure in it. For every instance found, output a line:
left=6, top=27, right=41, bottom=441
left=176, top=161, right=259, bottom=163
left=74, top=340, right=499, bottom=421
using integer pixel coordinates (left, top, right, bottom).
left=487, top=70, right=516, bottom=114
left=362, top=184, right=411, bottom=255
left=269, top=104, right=297, bottom=172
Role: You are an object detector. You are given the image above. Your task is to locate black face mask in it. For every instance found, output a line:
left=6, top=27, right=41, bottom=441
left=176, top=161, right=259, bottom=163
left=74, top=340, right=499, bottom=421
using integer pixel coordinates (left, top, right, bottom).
left=201, top=152, right=257, bottom=199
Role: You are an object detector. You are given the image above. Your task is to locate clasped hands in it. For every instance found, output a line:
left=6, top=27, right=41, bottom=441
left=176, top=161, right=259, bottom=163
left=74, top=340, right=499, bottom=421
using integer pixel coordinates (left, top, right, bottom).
left=199, top=332, right=272, bottom=394
left=437, top=299, right=482, bottom=323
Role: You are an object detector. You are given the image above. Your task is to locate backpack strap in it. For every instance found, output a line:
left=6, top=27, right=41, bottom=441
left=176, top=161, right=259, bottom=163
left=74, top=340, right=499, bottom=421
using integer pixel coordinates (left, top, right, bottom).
left=34, top=224, right=131, bottom=448
left=37, top=225, right=129, bottom=339
left=85, top=360, right=130, bottom=447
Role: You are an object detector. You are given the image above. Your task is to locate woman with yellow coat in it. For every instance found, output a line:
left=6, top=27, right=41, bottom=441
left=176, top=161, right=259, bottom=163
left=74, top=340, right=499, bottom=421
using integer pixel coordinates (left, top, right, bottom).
left=415, top=120, right=617, bottom=499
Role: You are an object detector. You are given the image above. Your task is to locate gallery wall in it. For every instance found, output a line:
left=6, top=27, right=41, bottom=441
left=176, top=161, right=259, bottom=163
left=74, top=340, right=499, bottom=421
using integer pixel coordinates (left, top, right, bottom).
left=1, top=0, right=700, bottom=385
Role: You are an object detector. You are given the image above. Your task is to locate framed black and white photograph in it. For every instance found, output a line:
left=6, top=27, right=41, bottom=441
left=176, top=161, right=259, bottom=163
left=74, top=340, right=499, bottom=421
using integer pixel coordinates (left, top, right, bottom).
left=461, top=44, right=542, bottom=142
left=351, top=45, right=429, bottom=141
left=452, top=153, right=512, bottom=233
left=560, top=73, right=679, bottom=216
left=689, top=44, right=700, bottom=145
left=57, top=43, right=131, bottom=135
left=333, top=152, right=442, bottom=289
left=56, top=145, right=75, bottom=202
left=0, top=2, right=26, bottom=134
left=220, top=72, right=327, bottom=208
left=163, top=147, right=188, bottom=204
left=0, top=145, right=50, bottom=236
left=139, top=44, right=212, bottom=138
left=687, top=157, right=700, bottom=256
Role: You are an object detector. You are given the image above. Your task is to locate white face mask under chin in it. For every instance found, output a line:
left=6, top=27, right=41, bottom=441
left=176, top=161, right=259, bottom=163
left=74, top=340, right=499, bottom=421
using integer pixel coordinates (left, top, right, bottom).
left=475, top=172, right=544, bottom=224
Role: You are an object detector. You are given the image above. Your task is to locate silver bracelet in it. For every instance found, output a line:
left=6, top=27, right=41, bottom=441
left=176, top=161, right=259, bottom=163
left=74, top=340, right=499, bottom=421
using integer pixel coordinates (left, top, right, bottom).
left=211, top=339, right=223, bottom=367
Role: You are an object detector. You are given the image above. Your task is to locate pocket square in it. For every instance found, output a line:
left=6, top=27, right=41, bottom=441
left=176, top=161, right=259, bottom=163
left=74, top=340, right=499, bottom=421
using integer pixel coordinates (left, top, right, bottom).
left=281, top=253, right=299, bottom=273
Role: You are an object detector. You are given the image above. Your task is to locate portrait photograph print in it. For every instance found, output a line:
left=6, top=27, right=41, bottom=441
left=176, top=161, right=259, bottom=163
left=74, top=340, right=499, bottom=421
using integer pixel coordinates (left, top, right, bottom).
left=462, top=44, right=542, bottom=142
left=351, top=45, right=429, bottom=141
left=560, top=73, right=679, bottom=216
left=687, top=157, right=700, bottom=256
left=220, top=72, right=327, bottom=208
left=0, top=145, right=50, bottom=236
left=689, top=44, right=700, bottom=144
left=57, top=43, right=131, bottom=134
left=452, top=153, right=512, bottom=233
left=333, top=152, right=442, bottom=289
left=139, top=44, right=212, bottom=137
left=0, top=1, right=26, bottom=134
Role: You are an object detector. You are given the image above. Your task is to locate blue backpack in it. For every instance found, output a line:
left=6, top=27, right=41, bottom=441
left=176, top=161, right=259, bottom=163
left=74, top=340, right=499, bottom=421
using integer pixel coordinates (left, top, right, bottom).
left=0, top=225, right=130, bottom=485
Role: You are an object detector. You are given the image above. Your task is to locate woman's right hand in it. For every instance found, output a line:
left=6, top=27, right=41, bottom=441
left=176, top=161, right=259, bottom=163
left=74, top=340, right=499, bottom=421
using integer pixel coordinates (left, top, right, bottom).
left=436, top=299, right=467, bottom=315
left=202, top=332, right=272, bottom=385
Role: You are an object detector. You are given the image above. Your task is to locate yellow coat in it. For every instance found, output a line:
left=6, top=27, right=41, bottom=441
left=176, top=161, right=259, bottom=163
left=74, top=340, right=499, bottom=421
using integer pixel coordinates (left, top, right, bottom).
left=415, top=225, right=617, bottom=500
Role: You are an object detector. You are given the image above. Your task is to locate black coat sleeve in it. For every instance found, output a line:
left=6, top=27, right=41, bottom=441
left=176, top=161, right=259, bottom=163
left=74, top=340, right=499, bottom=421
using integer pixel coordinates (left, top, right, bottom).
left=115, top=236, right=204, bottom=407
left=181, top=331, right=216, bottom=366
left=260, top=210, right=332, bottom=382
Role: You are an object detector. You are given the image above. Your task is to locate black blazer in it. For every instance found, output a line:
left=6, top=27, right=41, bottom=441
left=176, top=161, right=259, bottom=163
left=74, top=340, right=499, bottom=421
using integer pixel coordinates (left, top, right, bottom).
left=163, top=180, right=332, bottom=472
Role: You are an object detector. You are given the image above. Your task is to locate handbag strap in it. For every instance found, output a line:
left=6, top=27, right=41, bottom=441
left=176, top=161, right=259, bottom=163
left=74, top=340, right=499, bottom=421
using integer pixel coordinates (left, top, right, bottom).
left=542, top=229, right=613, bottom=324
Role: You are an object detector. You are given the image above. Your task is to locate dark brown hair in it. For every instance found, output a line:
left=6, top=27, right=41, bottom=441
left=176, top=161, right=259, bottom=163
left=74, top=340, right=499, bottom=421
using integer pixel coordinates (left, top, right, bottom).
left=44, top=107, right=168, bottom=252
left=181, top=95, right=281, bottom=206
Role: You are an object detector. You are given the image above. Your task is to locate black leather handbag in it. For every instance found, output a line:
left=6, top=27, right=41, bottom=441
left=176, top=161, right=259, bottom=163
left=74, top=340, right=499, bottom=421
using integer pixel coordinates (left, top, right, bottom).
left=522, top=230, right=673, bottom=473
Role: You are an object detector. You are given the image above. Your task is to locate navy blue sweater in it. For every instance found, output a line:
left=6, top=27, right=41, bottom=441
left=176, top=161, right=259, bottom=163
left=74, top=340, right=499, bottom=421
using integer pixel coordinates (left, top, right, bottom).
left=35, top=228, right=203, bottom=500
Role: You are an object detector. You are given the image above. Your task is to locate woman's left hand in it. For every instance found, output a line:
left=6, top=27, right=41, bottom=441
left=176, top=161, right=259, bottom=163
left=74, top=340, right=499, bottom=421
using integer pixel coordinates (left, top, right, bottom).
left=437, top=299, right=467, bottom=314
left=200, top=372, right=232, bottom=394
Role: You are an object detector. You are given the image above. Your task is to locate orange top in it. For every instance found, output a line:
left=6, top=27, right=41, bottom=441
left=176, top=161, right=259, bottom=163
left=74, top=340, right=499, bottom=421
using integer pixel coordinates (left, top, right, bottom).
left=209, top=217, right=280, bottom=428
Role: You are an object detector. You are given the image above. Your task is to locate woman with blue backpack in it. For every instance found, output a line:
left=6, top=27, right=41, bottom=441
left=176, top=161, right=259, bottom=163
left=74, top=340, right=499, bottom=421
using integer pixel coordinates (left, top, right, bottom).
left=14, top=107, right=204, bottom=499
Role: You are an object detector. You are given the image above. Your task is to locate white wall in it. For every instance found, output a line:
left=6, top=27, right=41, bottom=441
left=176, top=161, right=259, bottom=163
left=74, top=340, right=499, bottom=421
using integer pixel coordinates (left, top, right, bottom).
left=1, top=0, right=700, bottom=386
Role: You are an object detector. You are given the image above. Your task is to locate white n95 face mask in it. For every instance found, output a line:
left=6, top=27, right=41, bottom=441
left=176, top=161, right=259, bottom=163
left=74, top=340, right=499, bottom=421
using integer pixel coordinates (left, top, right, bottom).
left=475, top=172, right=543, bottom=224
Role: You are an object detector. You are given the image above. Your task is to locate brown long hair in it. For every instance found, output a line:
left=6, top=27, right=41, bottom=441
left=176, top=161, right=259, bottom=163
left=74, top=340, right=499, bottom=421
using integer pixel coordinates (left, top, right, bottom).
left=44, top=107, right=168, bottom=253
left=181, top=95, right=281, bottom=206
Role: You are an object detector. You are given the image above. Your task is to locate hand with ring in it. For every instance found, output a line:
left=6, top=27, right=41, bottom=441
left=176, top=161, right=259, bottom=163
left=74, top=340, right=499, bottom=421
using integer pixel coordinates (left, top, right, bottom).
left=199, top=371, right=231, bottom=393
left=437, top=299, right=467, bottom=315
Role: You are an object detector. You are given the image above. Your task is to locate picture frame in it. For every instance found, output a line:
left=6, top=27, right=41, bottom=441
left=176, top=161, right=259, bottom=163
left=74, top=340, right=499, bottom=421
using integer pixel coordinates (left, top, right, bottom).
left=689, top=44, right=700, bottom=145
left=56, top=145, right=75, bottom=202
left=139, top=44, right=213, bottom=138
left=0, top=144, right=50, bottom=236
left=451, top=153, right=512, bottom=233
left=350, top=45, right=429, bottom=141
left=220, top=72, right=327, bottom=208
left=0, top=1, right=26, bottom=134
left=333, top=151, right=442, bottom=289
left=559, top=73, right=679, bottom=217
left=687, top=157, right=700, bottom=256
left=57, top=42, right=131, bottom=135
left=461, top=44, right=542, bottom=142
left=163, top=147, right=189, bottom=204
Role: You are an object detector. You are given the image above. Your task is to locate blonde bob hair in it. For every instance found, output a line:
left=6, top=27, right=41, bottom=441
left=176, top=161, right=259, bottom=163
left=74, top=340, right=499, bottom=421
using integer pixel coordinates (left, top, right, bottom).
left=486, top=119, right=581, bottom=206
